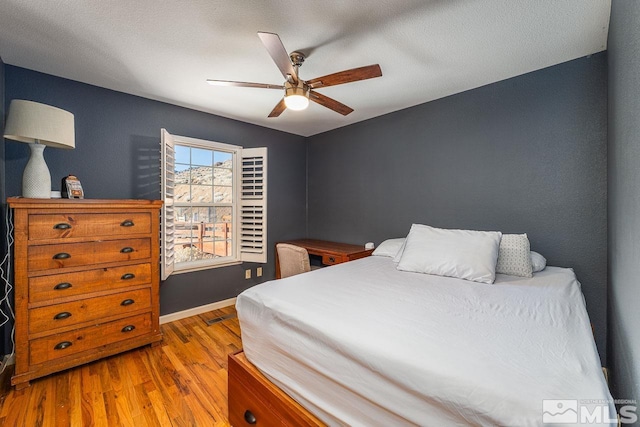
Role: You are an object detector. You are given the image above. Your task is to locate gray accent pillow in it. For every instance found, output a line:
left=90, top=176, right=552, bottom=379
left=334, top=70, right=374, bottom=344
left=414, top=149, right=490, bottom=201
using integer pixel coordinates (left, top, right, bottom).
left=496, top=234, right=533, bottom=278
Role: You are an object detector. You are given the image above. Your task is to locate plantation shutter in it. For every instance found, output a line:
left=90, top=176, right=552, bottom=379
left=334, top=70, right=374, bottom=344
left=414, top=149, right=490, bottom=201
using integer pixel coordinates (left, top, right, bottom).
left=160, top=128, right=176, bottom=280
left=239, top=147, right=267, bottom=263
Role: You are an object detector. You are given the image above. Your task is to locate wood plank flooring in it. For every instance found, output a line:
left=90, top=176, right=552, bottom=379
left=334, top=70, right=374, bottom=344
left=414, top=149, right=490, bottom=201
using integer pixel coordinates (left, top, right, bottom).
left=0, top=306, right=241, bottom=426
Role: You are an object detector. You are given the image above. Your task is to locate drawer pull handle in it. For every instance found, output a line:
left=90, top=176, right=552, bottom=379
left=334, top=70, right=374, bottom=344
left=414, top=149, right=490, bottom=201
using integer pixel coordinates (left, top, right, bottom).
left=54, top=341, right=72, bottom=350
left=121, top=299, right=135, bottom=306
left=120, top=247, right=134, bottom=254
left=244, top=410, right=257, bottom=425
left=329, top=257, right=336, bottom=263
left=121, top=273, right=136, bottom=280
left=53, top=223, right=72, bottom=230
left=53, top=252, right=71, bottom=260
left=121, top=220, right=135, bottom=227
left=53, top=312, right=72, bottom=320
left=121, top=325, right=136, bottom=333
left=54, top=282, right=72, bottom=290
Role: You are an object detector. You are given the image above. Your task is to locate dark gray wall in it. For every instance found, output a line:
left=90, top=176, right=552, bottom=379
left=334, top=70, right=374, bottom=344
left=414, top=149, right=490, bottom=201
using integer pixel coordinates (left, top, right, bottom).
left=3, top=66, right=307, bottom=316
left=307, top=54, right=608, bottom=361
left=608, top=0, right=640, bottom=406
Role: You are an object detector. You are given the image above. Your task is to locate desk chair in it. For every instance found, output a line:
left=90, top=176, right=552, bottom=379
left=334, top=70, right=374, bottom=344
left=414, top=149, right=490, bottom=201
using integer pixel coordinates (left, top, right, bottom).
left=276, top=243, right=311, bottom=278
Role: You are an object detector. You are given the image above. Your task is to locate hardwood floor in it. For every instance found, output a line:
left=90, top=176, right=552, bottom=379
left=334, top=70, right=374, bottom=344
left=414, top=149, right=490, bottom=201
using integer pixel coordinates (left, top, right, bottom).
left=0, top=306, right=241, bottom=426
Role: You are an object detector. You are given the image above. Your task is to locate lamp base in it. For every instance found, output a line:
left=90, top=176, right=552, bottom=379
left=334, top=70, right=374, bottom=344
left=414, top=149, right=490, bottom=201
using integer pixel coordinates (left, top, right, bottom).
left=22, top=143, right=52, bottom=199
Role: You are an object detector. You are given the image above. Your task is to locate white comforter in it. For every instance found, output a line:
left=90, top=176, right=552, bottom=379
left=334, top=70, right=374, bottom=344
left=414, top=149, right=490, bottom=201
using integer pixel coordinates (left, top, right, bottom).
left=237, top=256, right=614, bottom=426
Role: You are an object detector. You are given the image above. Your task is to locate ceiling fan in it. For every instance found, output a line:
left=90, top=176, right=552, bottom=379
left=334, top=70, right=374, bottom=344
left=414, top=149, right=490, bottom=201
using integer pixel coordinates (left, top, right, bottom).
left=207, top=32, right=382, bottom=117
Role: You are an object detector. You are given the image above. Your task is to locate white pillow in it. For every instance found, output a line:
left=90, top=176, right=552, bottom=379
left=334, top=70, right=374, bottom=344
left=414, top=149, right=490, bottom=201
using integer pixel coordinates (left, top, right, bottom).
left=392, top=239, right=407, bottom=263
left=372, top=238, right=405, bottom=258
left=496, top=234, right=533, bottom=278
left=396, top=224, right=502, bottom=284
left=531, top=251, right=547, bottom=273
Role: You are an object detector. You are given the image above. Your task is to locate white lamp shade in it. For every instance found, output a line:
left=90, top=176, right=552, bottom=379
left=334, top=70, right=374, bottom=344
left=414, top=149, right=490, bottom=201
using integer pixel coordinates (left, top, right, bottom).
left=4, top=100, right=75, bottom=149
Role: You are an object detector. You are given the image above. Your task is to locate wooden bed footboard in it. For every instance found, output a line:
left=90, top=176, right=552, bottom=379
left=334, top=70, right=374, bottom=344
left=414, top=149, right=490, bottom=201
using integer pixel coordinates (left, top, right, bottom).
left=228, top=351, right=325, bottom=426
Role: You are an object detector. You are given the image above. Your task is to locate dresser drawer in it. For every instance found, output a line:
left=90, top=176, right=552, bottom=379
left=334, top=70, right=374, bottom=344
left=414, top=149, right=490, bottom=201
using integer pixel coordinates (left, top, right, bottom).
left=28, top=238, right=151, bottom=271
left=29, top=313, right=152, bottom=365
left=29, top=263, right=152, bottom=304
left=28, top=212, right=151, bottom=240
left=29, top=288, right=151, bottom=335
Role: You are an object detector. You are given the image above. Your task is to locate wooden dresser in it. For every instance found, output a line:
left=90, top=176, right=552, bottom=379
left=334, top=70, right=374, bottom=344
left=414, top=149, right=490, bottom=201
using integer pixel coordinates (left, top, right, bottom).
left=8, top=198, right=163, bottom=389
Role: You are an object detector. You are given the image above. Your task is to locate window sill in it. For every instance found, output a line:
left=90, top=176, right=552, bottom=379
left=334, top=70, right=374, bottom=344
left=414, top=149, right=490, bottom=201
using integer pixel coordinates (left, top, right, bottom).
left=173, top=260, right=242, bottom=275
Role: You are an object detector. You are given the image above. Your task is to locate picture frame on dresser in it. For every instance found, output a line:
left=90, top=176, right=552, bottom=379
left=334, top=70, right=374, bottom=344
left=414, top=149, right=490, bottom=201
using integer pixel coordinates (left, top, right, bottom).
left=7, top=198, right=163, bottom=389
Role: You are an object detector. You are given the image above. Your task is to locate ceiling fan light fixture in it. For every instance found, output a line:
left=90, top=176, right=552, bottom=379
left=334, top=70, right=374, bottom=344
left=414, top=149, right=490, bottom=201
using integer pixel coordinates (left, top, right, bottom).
left=284, top=94, right=309, bottom=111
left=284, top=81, right=309, bottom=111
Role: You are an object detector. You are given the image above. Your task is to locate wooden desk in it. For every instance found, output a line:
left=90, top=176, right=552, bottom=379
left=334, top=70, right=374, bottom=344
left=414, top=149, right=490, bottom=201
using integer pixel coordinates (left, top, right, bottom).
left=275, top=238, right=374, bottom=279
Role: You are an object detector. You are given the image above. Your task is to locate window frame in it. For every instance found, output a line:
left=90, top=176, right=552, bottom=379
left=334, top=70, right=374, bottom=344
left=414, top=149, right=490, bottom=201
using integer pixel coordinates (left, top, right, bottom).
left=172, top=134, right=241, bottom=274
left=161, top=129, right=267, bottom=280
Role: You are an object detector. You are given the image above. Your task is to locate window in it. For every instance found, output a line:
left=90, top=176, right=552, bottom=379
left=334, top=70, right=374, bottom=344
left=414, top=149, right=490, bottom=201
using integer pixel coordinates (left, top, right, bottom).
left=161, top=129, right=267, bottom=280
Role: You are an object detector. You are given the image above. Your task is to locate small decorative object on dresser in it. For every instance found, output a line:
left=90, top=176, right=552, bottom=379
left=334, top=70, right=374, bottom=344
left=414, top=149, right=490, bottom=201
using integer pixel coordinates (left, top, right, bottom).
left=61, top=175, right=84, bottom=199
left=8, top=198, right=162, bottom=389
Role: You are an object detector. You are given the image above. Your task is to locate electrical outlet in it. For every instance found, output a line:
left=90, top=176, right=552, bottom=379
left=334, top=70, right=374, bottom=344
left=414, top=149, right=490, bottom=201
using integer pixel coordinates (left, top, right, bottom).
left=256, top=267, right=263, bottom=277
left=245, top=269, right=251, bottom=279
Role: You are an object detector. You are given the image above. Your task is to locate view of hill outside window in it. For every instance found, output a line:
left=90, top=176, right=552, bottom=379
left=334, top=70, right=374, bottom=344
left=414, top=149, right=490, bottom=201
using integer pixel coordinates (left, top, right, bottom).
left=174, top=144, right=234, bottom=263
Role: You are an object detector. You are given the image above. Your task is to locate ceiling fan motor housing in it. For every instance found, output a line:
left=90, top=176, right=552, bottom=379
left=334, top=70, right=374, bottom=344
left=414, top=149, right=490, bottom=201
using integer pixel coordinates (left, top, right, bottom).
left=289, top=51, right=305, bottom=68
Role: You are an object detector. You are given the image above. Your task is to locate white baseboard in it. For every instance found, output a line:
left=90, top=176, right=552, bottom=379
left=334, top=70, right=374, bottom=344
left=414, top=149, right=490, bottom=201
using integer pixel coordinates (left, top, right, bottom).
left=159, top=297, right=237, bottom=325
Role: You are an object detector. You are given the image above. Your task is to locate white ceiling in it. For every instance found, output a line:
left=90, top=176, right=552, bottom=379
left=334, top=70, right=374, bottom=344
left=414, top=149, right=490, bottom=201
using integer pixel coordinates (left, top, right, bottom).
left=0, top=0, right=610, bottom=137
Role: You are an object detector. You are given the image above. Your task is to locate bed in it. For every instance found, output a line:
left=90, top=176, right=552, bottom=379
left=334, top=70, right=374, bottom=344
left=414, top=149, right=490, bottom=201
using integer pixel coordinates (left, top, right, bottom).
left=234, top=254, right=614, bottom=426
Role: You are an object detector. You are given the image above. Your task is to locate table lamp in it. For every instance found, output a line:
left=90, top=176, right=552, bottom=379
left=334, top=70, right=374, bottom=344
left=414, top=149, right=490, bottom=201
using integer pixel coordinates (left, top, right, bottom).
left=3, top=100, right=75, bottom=198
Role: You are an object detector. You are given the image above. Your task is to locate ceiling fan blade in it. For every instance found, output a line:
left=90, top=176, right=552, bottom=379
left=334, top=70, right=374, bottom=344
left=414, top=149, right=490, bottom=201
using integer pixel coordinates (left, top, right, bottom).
left=206, top=79, right=284, bottom=90
left=307, top=64, right=382, bottom=89
left=258, top=32, right=298, bottom=83
left=309, top=91, right=354, bottom=116
left=268, top=98, right=287, bottom=118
